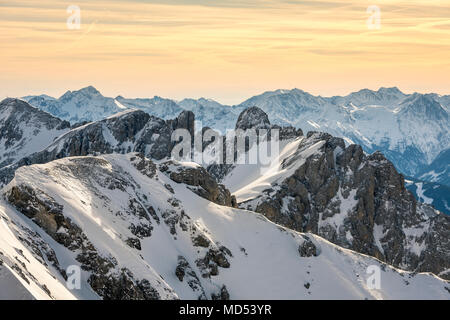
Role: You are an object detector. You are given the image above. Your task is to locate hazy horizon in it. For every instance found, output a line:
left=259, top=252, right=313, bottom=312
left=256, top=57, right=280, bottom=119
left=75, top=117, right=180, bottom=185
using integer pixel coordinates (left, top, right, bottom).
left=2, top=84, right=450, bottom=106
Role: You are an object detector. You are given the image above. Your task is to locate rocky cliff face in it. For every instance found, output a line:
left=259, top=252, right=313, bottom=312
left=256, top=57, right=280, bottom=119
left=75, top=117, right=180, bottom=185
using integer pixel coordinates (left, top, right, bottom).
left=207, top=106, right=303, bottom=182
left=235, top=106, right=271, bottom=131
left=25, top=86, right=450, bottom=181
left=0, top=98, right=70, bottom=169
left=224, top=112, right=450, bottom=280
left=1, top=102, right=448, bottom=288
left=160, top=160, right=237, bottom=208
left=0, top=109, right=195, bottom=187
left=1, top=153, right=448, bottom=300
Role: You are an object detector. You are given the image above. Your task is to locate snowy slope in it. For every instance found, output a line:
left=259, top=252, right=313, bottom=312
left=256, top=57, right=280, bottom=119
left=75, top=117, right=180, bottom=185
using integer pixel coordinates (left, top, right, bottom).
left=0, top=264, right=36, bottom=300
left=405, top=178, right=450, bottom=215
left=0, top=98, right=70, bottom=169
left=220, top=129, right=450, bottom=280
left=0, top=205, right=77, bottom=300
left=115, top=95, right=183, bottom=120
left=418, top=148, right=450, bottom=187
left=223, top=136, right=320, bottom=202
left=1, top=153, right=448, bottom=300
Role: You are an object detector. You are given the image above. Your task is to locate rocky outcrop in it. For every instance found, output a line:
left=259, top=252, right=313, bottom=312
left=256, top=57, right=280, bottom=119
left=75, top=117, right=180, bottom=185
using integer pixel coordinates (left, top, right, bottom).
left=0, top=109, right=196, bottom=187
left=2, top=155, right=176, bottom=300
left=169, top=110, right=195, bottom=140
left=235, top=106, right=271, bottom=131
left=1, top=152, right=449, bottom=300
left=160, top=160, right=237, bottom=208
left=239, top=131, right=450, bottom=279
left=130, top=153, right=157, bottom=179
left=235, top=106, right=302, bottom=139
left=298, top=236, right=318, bottom=257
left=207, top=106, right=303, bottom=181
left=5, top=183, right=164, bottom=300
left=88, top=269, right=161, bottom=300
left=1, top=153, right=240, bottom=299
left=0, top=98, right=70, bottom=169
left=175, top=256, right=207, bottom=299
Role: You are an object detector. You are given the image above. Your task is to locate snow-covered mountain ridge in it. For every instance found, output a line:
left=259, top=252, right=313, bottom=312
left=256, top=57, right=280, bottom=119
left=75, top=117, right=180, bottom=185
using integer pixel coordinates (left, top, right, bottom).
left=0, top=98, right=70, bottom=169
left=216, top=123, right=450, bottom=280
left=235, top=88, right=449, bottom=178
left=22, top=86, right=449, bottom=180
left=0, top=153, right=448, bottom=300
left=1, top=99, right=448, bottom=299
left=22, top=86, right=123, bottom=124
left=0, top=105, right=196, bottom=187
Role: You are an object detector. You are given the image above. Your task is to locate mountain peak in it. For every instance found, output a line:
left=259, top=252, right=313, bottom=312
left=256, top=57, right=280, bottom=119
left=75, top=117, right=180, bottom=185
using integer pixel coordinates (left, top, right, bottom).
left=0, top=98, right=41, bottom=114
left=77, top=85, right=101, bottom=96
left=60, top=86, right=101, bottom=100
left=0, top=99, right=70, bottom=131
left=0, top=98, right=70, bottom=169
left=377, top=86, right=403, bottom=95
left=1, top=97, right=22, bottom=106
left=235, top=106, right=270, bottom=131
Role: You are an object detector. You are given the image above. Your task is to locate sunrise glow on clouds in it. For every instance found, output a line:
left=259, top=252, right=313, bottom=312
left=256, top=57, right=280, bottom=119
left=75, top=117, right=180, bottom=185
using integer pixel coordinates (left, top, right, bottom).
left=0, top=0, right=449, bottom=103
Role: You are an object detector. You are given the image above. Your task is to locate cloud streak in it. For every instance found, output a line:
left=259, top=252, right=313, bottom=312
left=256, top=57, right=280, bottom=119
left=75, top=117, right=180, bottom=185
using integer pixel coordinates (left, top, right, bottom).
left=0, top=0, right=449, bottom=103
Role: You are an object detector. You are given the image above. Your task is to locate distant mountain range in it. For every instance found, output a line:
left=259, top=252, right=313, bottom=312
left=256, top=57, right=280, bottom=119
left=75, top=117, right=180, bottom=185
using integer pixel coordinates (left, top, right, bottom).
left=21, top=86, right=450, bottom=213
left=405, top=177, right=450, bottom=215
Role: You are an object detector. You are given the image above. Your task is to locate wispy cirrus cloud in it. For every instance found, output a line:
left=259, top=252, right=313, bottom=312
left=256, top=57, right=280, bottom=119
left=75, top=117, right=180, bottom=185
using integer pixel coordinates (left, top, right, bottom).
left=0, top=0, right=449, bottom=103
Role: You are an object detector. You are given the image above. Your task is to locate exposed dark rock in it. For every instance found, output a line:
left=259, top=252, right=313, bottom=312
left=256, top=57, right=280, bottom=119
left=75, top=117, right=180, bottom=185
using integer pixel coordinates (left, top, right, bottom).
left=130, top=153, right=157, bottom=179
left=298, top=236, right=318, bottom=257
left=5, top=183, right=163, bottom=299
left=193, top=234, right=211, bottom=248
left=88, top=268, right=160, bottom=300
left=161, top=161, right=237, bottom=207
left=207, top=107, right=302, bottom=181
left=212, top=285, right=230, bottom=300
left=0, top=109, right=197, bottom=187
left=240, top=131, right=450, bottom=279
left=164, top=184, right=175, bottom=194
left=175, top=256, right=207, bottom=299
left=125, top=238, right=142, bottom=251
left=196, top=248, right=231, bottom=278
left=235, top=106, right=270, bottom=131
left=0, top=98, right=70, bottom=169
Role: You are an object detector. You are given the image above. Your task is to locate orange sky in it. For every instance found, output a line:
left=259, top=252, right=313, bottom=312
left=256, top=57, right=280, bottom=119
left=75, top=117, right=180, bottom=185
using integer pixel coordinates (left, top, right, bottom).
left=1, top=0, right=449, bottom=104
